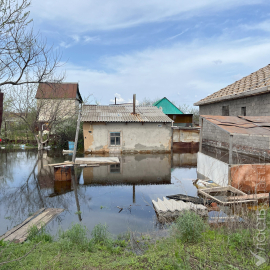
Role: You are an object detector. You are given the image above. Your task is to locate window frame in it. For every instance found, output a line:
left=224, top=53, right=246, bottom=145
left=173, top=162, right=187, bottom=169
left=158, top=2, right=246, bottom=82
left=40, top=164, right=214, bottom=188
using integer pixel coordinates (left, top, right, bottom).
left=241, top=107, right=246, bottom=116
left=222, top=105, right=230, bottom=116
left=110, top=131, right=121, bottom=146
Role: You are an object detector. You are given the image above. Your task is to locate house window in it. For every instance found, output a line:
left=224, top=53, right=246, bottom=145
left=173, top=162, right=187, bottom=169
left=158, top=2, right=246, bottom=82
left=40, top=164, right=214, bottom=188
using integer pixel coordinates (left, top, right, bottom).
left=241, top=107, right=246, bottom=116
left=110, top=132, right=120, bottom=146
left=222, top=105, right=229, bottom=116
left=110, top=164, right=120, bottom=173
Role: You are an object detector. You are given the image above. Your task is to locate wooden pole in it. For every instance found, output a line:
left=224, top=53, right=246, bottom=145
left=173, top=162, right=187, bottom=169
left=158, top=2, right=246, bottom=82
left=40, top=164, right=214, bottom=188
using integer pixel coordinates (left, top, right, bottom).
left=229, top=134, right=233, bottom=164
left=133, top=94, right=136, bottom=114
left=72, top=107, right=82, bottom=163
left=115, top=97, right=116, bottom=105
left=199, top=118, right=203, bottom=152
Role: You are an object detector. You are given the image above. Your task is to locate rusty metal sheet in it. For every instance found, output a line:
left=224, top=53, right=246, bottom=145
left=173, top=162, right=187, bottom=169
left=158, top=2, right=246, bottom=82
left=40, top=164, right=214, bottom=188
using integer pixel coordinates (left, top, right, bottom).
left=230, top=164, right=270, bottom=193
left=202, top=115, right=270, bottom=136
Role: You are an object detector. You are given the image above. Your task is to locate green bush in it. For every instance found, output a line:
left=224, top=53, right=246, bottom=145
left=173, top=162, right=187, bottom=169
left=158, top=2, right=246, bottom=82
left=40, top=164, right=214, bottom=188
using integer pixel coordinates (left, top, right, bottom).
left=58, top=223, right=89, bottom=250
left=91, top=223, right=111, bottom=245
left=27, top=225, right=53, bottom=243
left=228, top=230, right=254, bottom=249
left=172, top=211, right=207, bottom=243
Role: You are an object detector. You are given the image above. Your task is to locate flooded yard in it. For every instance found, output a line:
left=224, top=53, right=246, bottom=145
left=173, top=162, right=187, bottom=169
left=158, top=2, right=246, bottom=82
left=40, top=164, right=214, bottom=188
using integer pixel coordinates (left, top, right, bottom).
left=0, top=149, right=198, bottom=237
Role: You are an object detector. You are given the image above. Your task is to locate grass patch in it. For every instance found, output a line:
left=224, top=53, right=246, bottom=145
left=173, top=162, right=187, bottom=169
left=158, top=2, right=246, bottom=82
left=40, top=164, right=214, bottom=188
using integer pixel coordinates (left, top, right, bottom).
left=0, top=210, right=269, bottom=269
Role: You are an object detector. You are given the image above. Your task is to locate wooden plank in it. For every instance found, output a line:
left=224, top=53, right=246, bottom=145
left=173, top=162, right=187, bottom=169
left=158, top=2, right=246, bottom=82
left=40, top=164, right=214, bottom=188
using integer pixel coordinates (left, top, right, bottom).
left=202, top=186, right=246, bottom=195
left=0, top=208, right=45, bottom=241
left=228, top=193, right=269, bottom=201
left=46, top=162, right=74, bottom=167
left=198, top=189, right=225, bottom=204
left=200, top=187, right=230, bottom=193
left=3, top=208, right=64, bottom=242
left=227, top=185, right=246, bottom=195
left=17, top=209, right=64, bottom=243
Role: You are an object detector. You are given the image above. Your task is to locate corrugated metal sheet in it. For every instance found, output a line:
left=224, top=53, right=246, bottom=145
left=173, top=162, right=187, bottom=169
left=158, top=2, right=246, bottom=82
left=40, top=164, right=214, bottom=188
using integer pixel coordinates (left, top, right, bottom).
left=201, top=115, right=270, bottom=135
left=81, top=105, right=173, bottom=123
left=36, top=83, right=83, bottom=102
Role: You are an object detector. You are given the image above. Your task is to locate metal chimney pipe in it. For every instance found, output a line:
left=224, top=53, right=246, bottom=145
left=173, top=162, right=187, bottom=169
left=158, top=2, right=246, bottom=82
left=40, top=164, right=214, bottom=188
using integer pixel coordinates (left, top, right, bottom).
left=115, top=97, right=116, bottom=105
left=133, top=94, right=136, bottom=114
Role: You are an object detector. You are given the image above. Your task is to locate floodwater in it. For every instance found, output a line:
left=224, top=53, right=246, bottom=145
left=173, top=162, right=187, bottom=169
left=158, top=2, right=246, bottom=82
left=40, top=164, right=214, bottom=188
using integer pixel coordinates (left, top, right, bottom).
left=0, top=149, right=198, bottom=237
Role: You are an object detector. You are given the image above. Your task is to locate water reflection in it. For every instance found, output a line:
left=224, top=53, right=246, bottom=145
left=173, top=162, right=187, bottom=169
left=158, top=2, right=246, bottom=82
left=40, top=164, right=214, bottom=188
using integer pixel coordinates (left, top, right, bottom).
left=0, top=149, right=198, bottom=236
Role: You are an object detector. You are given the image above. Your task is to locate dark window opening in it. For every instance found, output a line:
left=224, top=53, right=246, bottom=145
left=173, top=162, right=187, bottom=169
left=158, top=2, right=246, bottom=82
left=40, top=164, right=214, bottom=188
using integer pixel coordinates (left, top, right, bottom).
left=241, top=107, right=246, bottom=116
left=110, top=132, right=120, bottom=146
left=110, top=164, right=120, bottom=173
left=222, top=105, right=229, bottom=116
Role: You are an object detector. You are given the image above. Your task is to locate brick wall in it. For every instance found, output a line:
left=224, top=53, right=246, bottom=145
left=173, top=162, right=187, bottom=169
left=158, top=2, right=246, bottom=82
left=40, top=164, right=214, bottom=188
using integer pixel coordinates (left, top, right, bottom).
left=199, top=92, right=270, bottom=116
left=202, top=119, right=270, bottom=159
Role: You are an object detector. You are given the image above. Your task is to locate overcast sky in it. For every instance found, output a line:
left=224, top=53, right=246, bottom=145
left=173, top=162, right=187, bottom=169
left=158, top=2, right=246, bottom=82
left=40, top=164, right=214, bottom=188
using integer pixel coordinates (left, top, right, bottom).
left=30, top=0, right=270, bottom=106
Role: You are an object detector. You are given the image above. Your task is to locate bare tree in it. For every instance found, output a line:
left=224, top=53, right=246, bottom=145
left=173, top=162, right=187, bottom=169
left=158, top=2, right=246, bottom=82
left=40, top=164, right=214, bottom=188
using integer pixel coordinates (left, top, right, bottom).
left=4, top=83, right=84, bottom=150
left=0, top=0, right=63, bottom=87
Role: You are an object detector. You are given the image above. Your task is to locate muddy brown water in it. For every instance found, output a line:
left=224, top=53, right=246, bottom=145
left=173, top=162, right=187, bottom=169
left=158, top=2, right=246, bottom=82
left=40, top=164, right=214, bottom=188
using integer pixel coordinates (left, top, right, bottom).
left=0, top=149, right=198, bottom=237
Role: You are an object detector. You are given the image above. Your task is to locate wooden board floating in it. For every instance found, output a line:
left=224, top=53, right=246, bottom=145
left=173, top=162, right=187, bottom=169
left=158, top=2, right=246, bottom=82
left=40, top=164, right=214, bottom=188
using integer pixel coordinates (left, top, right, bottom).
left=152, top=197, right=208, bottom=218
left=75, top=157, right=120, bottom=165
left=0, top=208, right=64, bottom=243
left=46, top=162, right=74, bottom=167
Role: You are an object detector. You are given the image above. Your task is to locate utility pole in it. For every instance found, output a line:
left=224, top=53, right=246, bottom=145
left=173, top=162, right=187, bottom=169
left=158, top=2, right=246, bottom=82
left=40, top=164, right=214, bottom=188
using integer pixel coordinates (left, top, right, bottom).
left=72, top=106, right=82, bottom=163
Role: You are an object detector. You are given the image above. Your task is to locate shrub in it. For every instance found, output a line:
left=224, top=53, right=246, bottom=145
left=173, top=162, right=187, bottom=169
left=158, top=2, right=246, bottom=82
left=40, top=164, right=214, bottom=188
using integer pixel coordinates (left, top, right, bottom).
left=58, top=223, right=88, bottom=249
left=27, top=225, right=53, bottom=243
left=91, top=223, right=111, bottom=245
left=172, top=211, right=207, bottom=243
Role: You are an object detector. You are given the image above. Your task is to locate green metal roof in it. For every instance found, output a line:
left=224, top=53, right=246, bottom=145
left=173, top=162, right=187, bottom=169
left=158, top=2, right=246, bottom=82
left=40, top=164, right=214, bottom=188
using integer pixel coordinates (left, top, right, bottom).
left=153, top=97, right=183, bottom=115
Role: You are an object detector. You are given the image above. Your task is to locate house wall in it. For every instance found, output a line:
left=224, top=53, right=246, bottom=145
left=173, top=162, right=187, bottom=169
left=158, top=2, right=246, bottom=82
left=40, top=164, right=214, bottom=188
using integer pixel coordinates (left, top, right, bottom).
left=199, top=92, right=270, bottom=116
left=83, top=122, right=172, bottom=153
left=37, top=99, right=79, bottom=122
left=202, top=119, right=270, bottom=159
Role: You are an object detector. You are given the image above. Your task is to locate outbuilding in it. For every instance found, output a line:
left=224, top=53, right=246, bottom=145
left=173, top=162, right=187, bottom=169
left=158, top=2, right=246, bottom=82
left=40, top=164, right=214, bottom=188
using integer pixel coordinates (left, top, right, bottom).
left=81, top=104, right=173, bottom=153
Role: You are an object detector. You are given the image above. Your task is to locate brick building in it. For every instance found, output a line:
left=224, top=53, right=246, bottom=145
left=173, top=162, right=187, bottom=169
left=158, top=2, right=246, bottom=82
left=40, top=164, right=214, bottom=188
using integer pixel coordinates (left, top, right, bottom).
left=194, top=64, right=270, bottom=160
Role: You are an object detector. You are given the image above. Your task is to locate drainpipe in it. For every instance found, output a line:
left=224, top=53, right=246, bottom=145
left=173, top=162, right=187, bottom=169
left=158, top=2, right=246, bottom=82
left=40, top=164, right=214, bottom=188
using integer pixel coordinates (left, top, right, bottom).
left=133, top=94, right=136, bottom=114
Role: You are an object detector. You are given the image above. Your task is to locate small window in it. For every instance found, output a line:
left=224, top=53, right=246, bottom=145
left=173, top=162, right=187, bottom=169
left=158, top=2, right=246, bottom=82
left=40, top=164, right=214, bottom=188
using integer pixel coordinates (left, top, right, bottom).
left=110, top=132, right=120, bottom=146
left=110, top=164, right=120, bottom=173
left=241, top=107, right=246, bottom=116
left=222, top=105, right=229, bottom=116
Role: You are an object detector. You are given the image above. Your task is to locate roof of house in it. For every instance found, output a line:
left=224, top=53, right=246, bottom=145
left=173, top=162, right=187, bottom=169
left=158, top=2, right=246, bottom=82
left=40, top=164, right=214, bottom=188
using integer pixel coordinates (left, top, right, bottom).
left=201, top=115, right=270, bottom=136
left=35, top=83, right=83, bottom=103
left=81, top=105, right=173, bottom=123
left=153, top=97, right=183, bottom=114
left=194, top=64, right=270, bottom=106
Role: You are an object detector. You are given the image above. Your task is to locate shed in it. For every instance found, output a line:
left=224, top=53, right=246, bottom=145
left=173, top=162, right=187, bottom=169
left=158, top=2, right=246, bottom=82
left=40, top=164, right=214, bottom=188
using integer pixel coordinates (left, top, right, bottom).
left=35, top=82, right=83, bottom=123
left=81, top=104, right=173, bottom=153
left=200, top=115, right=270, bottom=160
left=153, top=97, right=193, bottom=126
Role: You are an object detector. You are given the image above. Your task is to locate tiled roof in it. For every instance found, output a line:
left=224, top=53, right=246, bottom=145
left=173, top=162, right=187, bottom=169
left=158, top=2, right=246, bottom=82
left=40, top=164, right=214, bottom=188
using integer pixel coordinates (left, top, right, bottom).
left=201, top=115, right=270, bottom=136
left=194, top=64, right=270, bottom=106
left=153, top=97, right=184, bottom=115
left=35, top=83, right=83, bottom=102
left=81, top=105, right=173, bottom=123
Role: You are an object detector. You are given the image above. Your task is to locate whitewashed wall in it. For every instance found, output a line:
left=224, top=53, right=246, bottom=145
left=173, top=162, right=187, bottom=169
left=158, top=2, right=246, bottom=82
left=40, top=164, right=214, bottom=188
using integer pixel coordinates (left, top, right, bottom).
left=197, top=152, right=229, bottom=187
